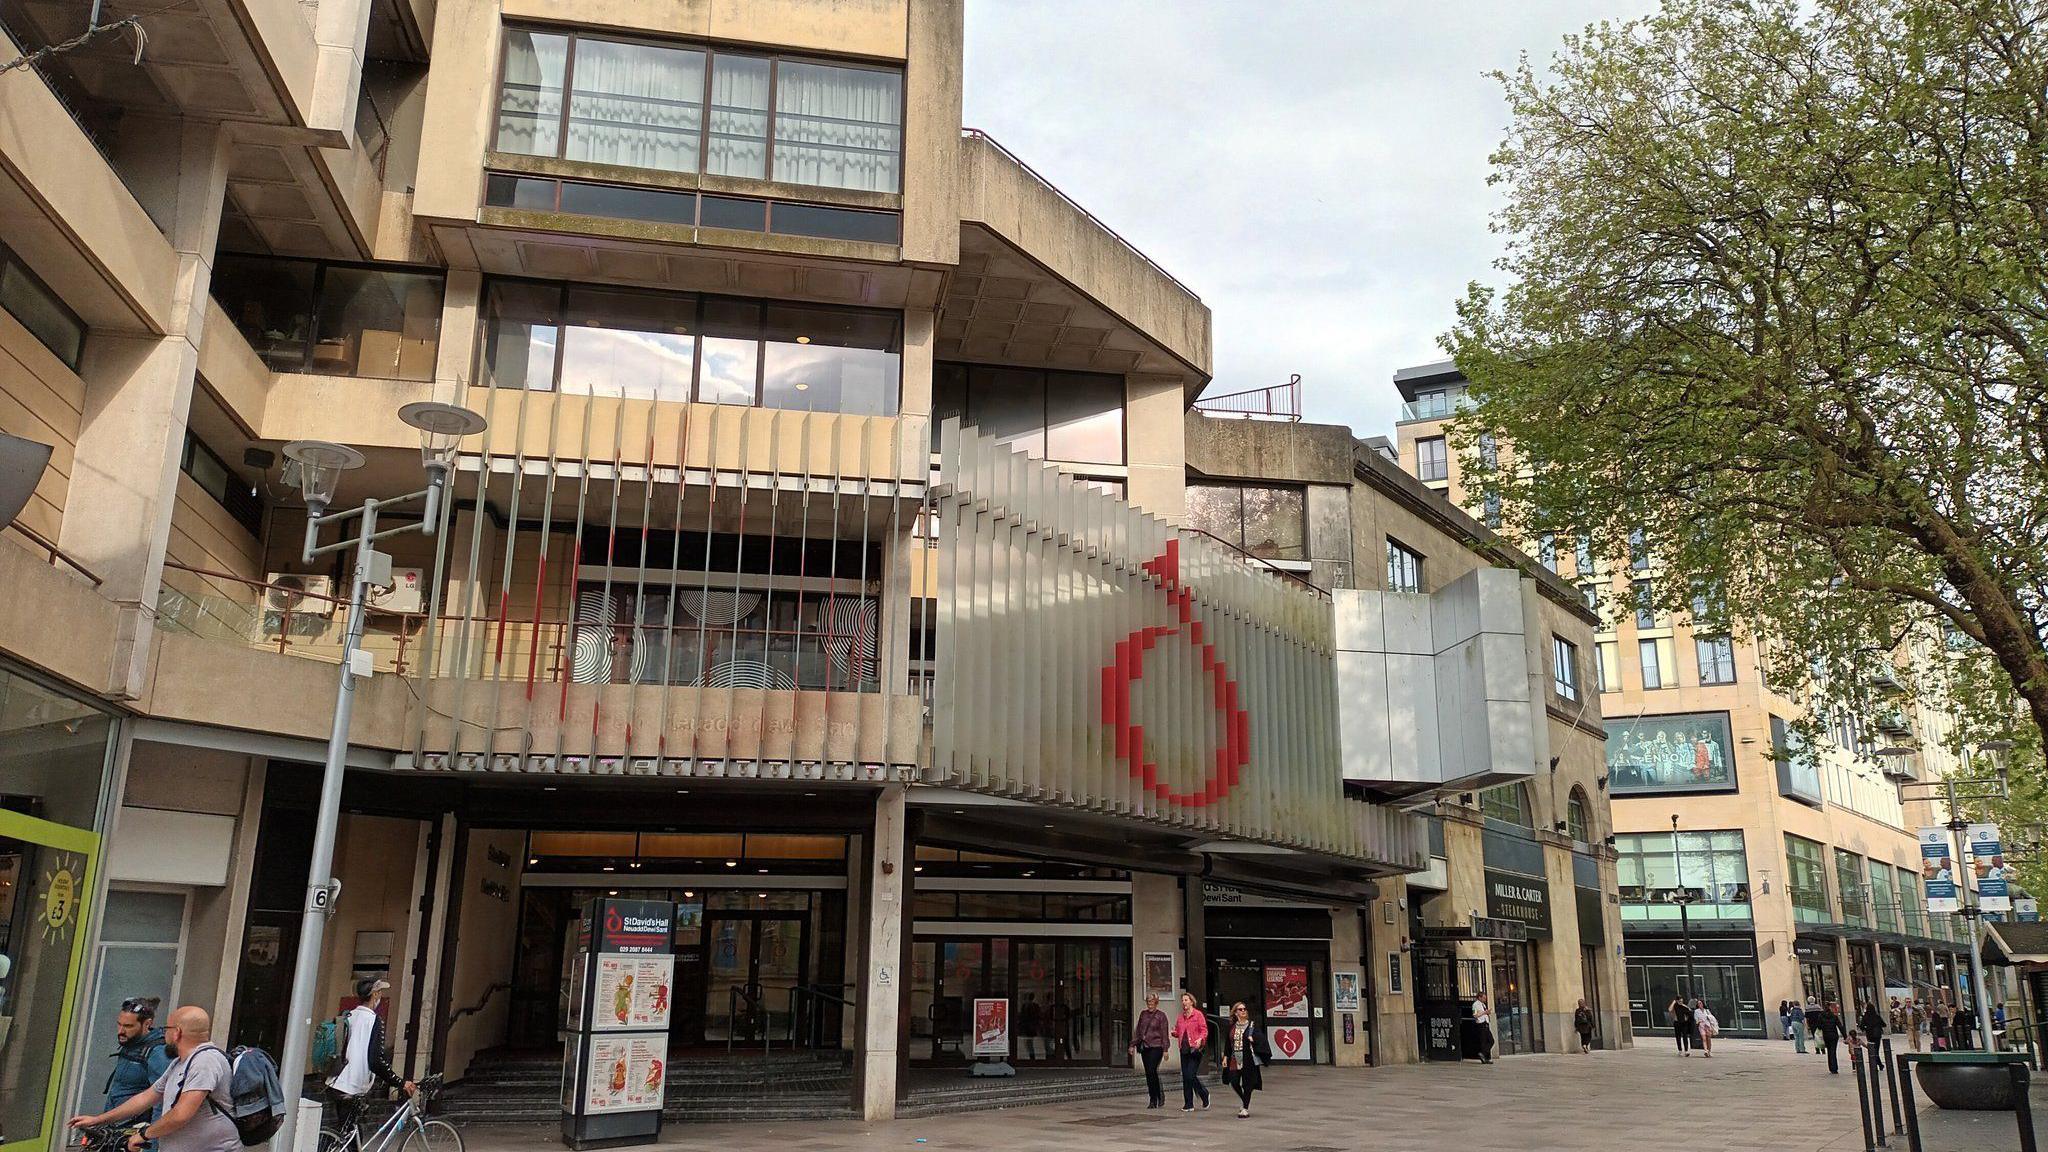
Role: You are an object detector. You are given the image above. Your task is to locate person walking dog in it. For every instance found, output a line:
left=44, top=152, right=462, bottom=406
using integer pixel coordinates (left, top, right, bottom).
left=1171, top=991, right=1211, bottom=1111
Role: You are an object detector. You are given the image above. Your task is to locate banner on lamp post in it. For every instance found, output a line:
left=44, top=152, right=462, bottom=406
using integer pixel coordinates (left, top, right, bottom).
left=1969, top=824, right=2012, bottom=912
left=1921, top=828, right=1960, bottom=914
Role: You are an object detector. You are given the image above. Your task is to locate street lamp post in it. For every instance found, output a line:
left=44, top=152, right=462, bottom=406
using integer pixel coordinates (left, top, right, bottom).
left=271, top=402, right=485, bottom=1152
left=1891, top=745, right=2009, bottom=1052
left=1671, top=814, right=1697, bottom=1001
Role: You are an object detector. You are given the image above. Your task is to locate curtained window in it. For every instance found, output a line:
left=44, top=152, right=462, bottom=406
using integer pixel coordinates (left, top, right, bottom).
left=772, top=61, right=903, bottom=192
left=497, top=30, right=567, bottom=156
left=707, top=55, right=771, bottom=179
left=565, top=39, right=704, bottom=173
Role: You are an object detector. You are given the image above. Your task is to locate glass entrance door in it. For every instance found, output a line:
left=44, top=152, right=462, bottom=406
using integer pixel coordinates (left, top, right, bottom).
left=1489, top=943, right=1537, bottom=1055
left=0, top=808, right=99, bottom=1152
left=702, top=915, right=808, bottom=1043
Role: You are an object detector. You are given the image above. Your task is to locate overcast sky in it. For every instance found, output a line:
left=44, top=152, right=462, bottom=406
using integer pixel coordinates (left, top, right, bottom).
left=962, top=1, right=1656, bottom=440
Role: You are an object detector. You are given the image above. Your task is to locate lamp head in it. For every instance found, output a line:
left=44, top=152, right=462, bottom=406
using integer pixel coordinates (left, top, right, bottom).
left=398, top=402, right=487, bottom=473
left=282, top=440, right=365, bottom=515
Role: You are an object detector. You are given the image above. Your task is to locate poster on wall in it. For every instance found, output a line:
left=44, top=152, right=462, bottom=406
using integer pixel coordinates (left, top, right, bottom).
left=1922, top=828, right=1960, bottom=913
left=1143, top=953, right=1176, bottom=1004
left=583, top=1035, right=666, bottom=1114
left=1603, top=713, right=1736, bottom=794
left=592, top=953, right=675, bottom=1031
left=1264, top=964, right=1310, bottom=1019
left=1333, top=971, right=1362, bottom=1012
left=1268, top=1024, right=1313, bottom=1062
left=1970, top=824, right=2012, bottom=912
left=972, top=998, right=1010, bottom=1057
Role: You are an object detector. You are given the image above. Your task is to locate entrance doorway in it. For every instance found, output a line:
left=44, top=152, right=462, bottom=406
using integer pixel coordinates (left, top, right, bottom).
left=907, top=937, right=1128, bottom=1064
left=704, top=914, right=808, bottom=1044
left=1579, top=945, right=1603, bottom=1050
left=1802, top=959, right=1843, bottom=1008
left=1488, top=942, right=1540, bottom=1055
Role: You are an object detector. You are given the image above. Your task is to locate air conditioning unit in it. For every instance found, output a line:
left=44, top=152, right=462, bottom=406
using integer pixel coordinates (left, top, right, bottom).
left=262, top=573, right=336, bottom=636
left=367, top=567, right=424, bottom=614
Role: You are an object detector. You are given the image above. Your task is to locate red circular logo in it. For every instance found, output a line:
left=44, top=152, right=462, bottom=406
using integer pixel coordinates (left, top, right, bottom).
left=1100, top=541, right=1250, bottom=807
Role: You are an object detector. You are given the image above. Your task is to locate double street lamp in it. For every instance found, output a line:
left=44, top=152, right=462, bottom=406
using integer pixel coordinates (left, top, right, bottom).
left=1889, top=743, right=2013, bottom=1053
left=271, top=401, right=486, bottom=1152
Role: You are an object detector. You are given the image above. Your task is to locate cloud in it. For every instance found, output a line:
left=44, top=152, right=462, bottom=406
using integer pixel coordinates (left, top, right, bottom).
left=963, top=0, right=1656, bottom=439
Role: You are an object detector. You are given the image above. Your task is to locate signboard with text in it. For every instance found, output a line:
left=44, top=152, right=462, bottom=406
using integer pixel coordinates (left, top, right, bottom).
left=1484, top=870, right=1553, bottom=938
left=1970, top=824, right=2012, bottom=912
left=973, top=999, right=1010, bottom=1057
left=1922, top=828, right=1960, bottom=913
left=562, top=898, right=675, bottom=1149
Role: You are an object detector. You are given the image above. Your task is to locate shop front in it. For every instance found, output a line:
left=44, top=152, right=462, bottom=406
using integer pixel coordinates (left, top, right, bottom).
left=907, top=846, right=1133, bottom=1066
left=1203, top=885, right=1334, bottom=1065
left=0, top=662, right=120, bottom=1152
left=1849, top=940, right=1881, bottom=1013
left=1625, top=933, right=1764, bottom=1038
left=1482, top=868, right=1552, bottom=1055
left=1797, top=936, right=1843, bottom=1007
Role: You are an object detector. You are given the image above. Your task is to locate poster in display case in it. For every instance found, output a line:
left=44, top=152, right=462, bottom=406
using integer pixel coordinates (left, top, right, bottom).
left=561, top=898, right=675, bottom=1149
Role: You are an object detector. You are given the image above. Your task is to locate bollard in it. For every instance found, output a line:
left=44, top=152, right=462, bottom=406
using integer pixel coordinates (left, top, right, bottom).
left=1884, top=1040, right=1904, bottom=1137
left=1898, top=1054, right=1925, bottom=1152
left=1854, top=1050, right=1878, bottom=1152
left=2012, top=1062, right=2038, bottom=1152
left=1870, top=1045, right=1888, bottom=1146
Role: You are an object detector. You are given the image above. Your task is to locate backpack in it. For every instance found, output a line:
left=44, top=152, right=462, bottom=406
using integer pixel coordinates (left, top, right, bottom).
left=311, top=1015, right=348, bottom=1079
left=188, top=1044, right=286, bottom=1146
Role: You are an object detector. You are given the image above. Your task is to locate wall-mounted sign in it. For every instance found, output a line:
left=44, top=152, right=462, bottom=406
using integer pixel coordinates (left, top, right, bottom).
left=1970, top=824, right=2012, bottom=912
left=1143, top=953, right=1177, bottom=1003
left=1265, top=964, right=1310, bottom=1019
left=1334, top=970, right=1362, bottom=1011
left=599, top=900, right=674, bottom=954
left=1484, top=870, right=1553, bottom=938
left=1922, top=828, right=1960, bottom=913
left=1268, top=1024, right=1312, bottom=1061
left=1469, top=915, right=1530, bottom=942
left=2017, top=898, right=2039, bottom=922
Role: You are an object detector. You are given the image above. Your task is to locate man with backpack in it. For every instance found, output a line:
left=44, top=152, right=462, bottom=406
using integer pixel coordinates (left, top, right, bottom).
left=105, top=996, right=173, bottom=1113
left=69, top=1006, right=244, bottom=1152
left=327, top=978, right=415, bottom=1139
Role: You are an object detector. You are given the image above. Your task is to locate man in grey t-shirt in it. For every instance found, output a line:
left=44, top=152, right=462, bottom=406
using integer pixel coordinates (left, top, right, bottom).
left=70, top=1006, right=242, bottom=1152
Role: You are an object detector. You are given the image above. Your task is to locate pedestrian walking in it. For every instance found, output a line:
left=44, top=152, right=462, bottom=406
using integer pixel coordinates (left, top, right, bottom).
left=1805, top=998, right=1825, bottom=1056
left=1860, top=1000, right=1887, bottom=1050
left=1573, top=998, right=1596, bottom=1054
left=103, top=996, right=172, bottom=1114
left=327, top=978, right=416, bottom=1139
left=1819, top=1001, right=1846, bottom=1074
left=1127, top=993, right=1171, bottom=1109
left=1793, top=1002, right=1809, bottom=1054
left=1221, top=1001, right=1271, bottom=1118
left=67, top=1006, right=240, bottom=1152
left=1693, top=999, right=1719, bottom=1058
left=1471, top=993, right=1496, bottom=1064
left=1908, top=999, right=1925, bottom=1052
left=1669, top=995, right=1695, bottom=1055
left=1779, top=1000, right=1795, bottom=1041
left=1171, top=991, right=1211, bottom=1112
left=1954, top=1004, right=1975, bottom=1050
left=1932, top=1000, right=1952, bottom=1051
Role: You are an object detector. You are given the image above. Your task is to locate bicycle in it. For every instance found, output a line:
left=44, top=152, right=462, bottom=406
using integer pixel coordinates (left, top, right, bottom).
left=317, top=1075, right=460, bottom=1152
left=72, top=1123, right=146, bottom=1152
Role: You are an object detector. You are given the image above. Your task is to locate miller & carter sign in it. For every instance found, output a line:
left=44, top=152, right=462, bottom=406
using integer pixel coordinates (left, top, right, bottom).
left=1484, top=869, right=1553, bottom=938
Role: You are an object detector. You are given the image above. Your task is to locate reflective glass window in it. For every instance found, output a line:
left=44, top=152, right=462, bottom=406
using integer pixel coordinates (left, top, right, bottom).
left=311, top=267, right=443, bottom=381
left=706, top=55, right=770, bottom=179
left=772, top=61, right=902, bottom=192
left=565, top=39, right=704, bottom=173
left=0, top=247, right=84, bottom=369
left=496, top=30, right=567, bottom=156
left=697, top=298, right=761, bottom=405
left=1044, top=372, right=1125, bottom=464
left=761, top=303, right=900, bottom=415
left=482, top=280, right=563, bottom=391
left=560, top=285, right=697, bottom=401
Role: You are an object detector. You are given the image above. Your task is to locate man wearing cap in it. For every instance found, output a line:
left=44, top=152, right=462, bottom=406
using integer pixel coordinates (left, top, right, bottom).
left=327, top=978, right=414, bottom=1138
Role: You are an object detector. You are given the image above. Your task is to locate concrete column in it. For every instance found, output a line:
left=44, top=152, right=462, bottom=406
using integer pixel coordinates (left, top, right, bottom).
left=841, top=832, right=865, bottom=1049
left=1181, top=877, right=1208, bottom=1007
left=1130, top=872, right=1182, bottom=1067
left=856, top=786, right=907, bottom=1120
left=1372, top=879, right=1420, bottom=1065
left=60, top=120, right=232, bottom=699
left=1329, top=903, right=1369, bottom=1067
left=311, top=0, right=374, bottom=140
left=1123, top=373, right=1186, bottom=521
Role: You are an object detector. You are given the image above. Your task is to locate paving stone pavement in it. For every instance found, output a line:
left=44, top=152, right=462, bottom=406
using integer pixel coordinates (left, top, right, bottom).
left=460, top=1037, right=1896, bottom=1152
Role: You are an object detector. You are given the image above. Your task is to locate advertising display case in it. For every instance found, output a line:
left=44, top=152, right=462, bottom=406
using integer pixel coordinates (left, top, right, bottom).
left=560, top=898, right=675, bottom=1149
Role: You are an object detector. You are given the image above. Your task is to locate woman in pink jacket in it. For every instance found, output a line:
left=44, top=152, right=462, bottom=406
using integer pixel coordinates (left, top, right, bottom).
left=1172, top=991, right=1212, bottom=1111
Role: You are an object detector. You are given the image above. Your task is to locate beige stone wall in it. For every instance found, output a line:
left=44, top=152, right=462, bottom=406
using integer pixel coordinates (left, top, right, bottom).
left=443, top=828, right=528, bottom=1080
left=315, top=814, right=428, bottom=1030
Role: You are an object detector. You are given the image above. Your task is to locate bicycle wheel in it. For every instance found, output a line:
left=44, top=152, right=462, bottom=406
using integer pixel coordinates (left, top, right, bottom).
left=316, top=1129, right=350, bottom=1152
left=401, top=1119, right=462, bottom=1152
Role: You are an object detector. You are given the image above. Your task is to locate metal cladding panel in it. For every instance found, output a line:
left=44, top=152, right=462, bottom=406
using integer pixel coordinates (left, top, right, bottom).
left=931, top=419, right=1425, bottom=868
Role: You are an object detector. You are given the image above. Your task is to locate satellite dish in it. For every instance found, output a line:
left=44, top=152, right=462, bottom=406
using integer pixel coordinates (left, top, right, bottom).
left=0, top=432, right=55, bottom=531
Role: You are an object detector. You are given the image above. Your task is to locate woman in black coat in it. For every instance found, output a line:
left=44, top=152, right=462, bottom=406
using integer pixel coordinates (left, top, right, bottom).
left=1220, top=1001, right=1272, bottom=1118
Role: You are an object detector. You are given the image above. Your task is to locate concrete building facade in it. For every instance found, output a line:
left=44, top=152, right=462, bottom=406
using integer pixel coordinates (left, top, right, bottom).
left=0, top=3, right=1623, bottom=1144
left=1390, top=360, right=1980, bottom=1040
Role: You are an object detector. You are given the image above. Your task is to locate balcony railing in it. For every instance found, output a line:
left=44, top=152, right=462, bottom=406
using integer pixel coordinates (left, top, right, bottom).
left=1398, top=390, right=1474, bottom=423
left=1192, top=375, right=1301, bottom=422
left=5, top=520, right=103, bottom=586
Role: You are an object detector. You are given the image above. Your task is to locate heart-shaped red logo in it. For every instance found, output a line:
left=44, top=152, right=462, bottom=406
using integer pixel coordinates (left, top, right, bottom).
left=1273, top=1027, right=1304, bottom=1057
left=1099, top=540, right=1251, bottom=808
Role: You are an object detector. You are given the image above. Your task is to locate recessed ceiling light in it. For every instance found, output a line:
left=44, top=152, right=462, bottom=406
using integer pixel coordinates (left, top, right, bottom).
left=543, top=786, right=557, bottom=792
left=912, top=865, right=923, bottom=873
left=759, top=892, right=769, bottom=898
left=803, top=791, right=816, bottom=797
left=758, top=868, right=769, bottom=874
left=795, top=336, right=811, bottom=344
left=725, top=860, right=738, bottom=868
left=683, top=890, right=695, bottom=898
left=608, top=889, right=618, bottom=896
left=602, top=865, right=614, bottom=872
left=794, top=382, right=809, bottom=390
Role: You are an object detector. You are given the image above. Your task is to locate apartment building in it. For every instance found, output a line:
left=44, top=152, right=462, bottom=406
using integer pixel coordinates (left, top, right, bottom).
left=1391, top=360, right=1982, bottom=1039
left=0, top=1, right=1629, bottom=1140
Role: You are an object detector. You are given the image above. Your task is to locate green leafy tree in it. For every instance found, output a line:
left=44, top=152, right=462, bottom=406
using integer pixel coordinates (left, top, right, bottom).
left=1447, top=0, right=2048, bottom=772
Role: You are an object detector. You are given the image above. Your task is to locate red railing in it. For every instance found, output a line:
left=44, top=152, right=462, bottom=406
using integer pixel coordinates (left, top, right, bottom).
left=961, top=127, right=1201, bottom=303
left=5, top=520, right=104, bottom=586
left=1193, top=375, right=1303, bottom=422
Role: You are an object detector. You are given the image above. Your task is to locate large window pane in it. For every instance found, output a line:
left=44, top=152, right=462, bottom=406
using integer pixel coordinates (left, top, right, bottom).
left=772, top=61, right=902, bottom=192
left=566, top=39, right=704, bottom=172
left=760, top=304, right=900, bottom=415
left=0, top=255, right=84, bottom=370
left=559, top=285, right=696, bottom=400
left=969, top=367, right=1047, bottom=457
left=212, top=255, right=318, bottom=371
left=1044, top=372, right=1124, bottom=463
left=1185, top=483, right=1241, bottom=546
left=497, top=30, right=567, bottom=156
left=697, top=298, right=760, bottom=405
left=482, top=281, right=562, bottom=391
left=1239, top=485, right=1305, bottom=560
left=706, top=55, right=770, bottom=179
left=310, top=267, right=443, bottom=381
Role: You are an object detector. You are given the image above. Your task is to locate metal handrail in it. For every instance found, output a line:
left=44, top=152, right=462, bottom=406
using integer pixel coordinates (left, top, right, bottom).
left=726, top=983, right=772, bottom=1056
left=1181, top=527, right=1330, bottom=599
left=960, top=127, right=1200, bottom=303
left=792, top=982, right=856, bottom=1050
left=448, top=981, right=511, bottom=1029
left=5, top=520, right=104, bottom=586
left=1193, top=375, right=1302, bottom=422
